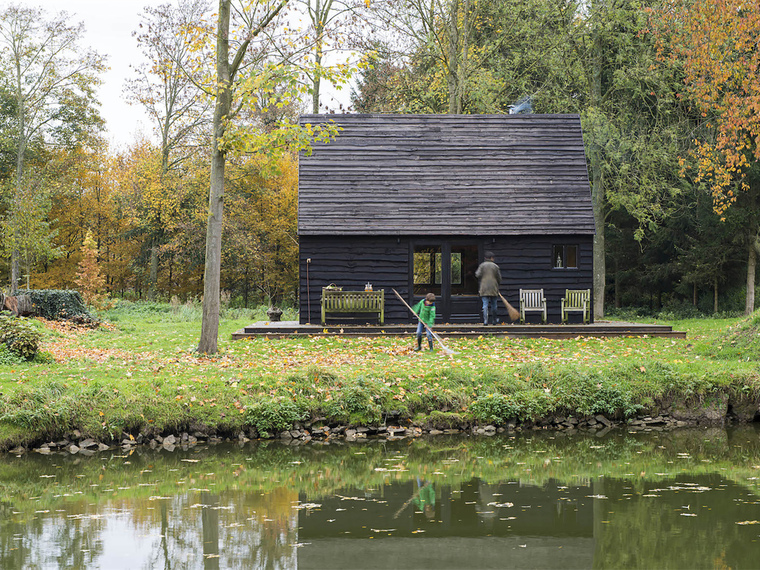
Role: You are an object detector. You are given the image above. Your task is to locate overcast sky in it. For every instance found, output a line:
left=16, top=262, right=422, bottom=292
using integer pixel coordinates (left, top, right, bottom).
left=12, top=0, right=354, bottom=151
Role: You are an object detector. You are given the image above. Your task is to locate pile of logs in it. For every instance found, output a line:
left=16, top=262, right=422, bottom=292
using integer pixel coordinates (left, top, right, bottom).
left=0, top=293, right=35, bottom=317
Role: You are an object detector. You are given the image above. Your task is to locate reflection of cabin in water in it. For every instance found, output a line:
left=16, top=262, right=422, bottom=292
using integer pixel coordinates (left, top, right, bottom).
left=297, top=478, right=597, bottom=568
left=298, top=114, right=595, bottom=324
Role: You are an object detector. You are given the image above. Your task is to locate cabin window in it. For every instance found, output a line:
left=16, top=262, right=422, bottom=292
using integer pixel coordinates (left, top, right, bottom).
left=414, top=246, right=442, bottom=295
left=451, top=244, right=479, bottom=295
left=553, top=245, right=578, bottom=269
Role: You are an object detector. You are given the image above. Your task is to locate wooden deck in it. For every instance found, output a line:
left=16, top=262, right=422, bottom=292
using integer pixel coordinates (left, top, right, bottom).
left=232, top=321, right=686, bottom=340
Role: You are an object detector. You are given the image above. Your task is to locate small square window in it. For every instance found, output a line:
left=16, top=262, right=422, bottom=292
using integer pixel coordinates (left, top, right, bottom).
left=552, top=245, right=578, bottom=269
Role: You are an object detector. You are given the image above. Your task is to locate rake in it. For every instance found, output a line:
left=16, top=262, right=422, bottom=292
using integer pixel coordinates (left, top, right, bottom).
left=391, top=288, right=455, bottom=356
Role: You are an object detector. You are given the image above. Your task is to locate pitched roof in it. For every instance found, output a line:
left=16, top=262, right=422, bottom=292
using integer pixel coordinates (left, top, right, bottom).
left=298, top=114, right=595, bottom=236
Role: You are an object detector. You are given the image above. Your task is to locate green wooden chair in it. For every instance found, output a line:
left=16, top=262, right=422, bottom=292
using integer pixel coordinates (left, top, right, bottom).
left=561, top=289, right=591, bottom=324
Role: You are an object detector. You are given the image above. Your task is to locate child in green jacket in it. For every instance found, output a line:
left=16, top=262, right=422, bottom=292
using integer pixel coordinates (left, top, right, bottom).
left=412, top=292, right=436, bottom=351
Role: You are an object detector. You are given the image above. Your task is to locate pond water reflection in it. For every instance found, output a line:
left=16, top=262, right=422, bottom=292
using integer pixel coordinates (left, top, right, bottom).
left=2, top=427, right=760, bottom=569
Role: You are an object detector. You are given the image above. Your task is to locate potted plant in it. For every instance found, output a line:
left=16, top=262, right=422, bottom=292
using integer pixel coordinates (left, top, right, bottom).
left=267, top=305, right=283, bottom=321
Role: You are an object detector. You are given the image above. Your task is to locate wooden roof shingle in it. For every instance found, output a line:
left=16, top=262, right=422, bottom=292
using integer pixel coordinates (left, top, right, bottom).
left=298, top=114, right=595, bottom=236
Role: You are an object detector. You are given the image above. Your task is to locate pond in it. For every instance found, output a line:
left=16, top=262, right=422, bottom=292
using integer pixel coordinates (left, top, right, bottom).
left=2, top=427, right=760, bottom=569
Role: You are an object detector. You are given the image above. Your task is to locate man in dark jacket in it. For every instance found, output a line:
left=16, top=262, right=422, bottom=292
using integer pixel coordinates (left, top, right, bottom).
left=475, top=251, right=501, bottom=325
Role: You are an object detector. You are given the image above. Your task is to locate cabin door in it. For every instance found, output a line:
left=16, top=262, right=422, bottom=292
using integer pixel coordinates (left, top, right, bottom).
left=411, top=242, right=481, bottom=323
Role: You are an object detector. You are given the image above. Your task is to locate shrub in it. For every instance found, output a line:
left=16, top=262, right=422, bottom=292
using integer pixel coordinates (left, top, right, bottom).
left=0, top=315, right=41, bottom=360
left=553, top=370, right=643, bottom=418
left=0, top=380, right=71, bottom=429
left=470, top=390, right=554, bottom=424
left=323, top=380, right=384, bottom=425
left=245, top=397, right=307, bottom=436
left=0, top=343, right=23, bottom=365
left=26, top=290, right=97, bottom=323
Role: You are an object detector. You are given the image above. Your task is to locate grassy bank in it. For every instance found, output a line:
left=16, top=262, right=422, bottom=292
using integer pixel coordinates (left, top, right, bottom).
left=1, top=301, right=759, bottom=450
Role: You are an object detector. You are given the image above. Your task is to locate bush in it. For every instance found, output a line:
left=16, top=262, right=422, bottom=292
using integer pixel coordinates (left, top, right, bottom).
left=0, top=315, right=41, bottom=360
left=24, top=290, right=97, bottom=323
left=321, top=378, right=389, bottom=425
left=470, top=390, right=554, bottom=424
left=245, top=397, right=307, bottom=436
left=0, top=343, right=23, bottom=365
left=553, top=370, right=643, bottom=418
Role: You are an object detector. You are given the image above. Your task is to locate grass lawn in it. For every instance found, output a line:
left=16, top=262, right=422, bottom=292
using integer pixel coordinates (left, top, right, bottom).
left=1, top=301, right=758, bottom=449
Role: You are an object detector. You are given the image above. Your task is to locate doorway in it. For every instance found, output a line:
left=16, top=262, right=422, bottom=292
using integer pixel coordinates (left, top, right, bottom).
left=412, top=242, right=481, bottom=322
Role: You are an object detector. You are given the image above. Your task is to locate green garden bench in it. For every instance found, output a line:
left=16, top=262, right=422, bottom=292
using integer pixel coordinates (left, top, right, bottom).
left=321, top=288, right=385, bottom=325
left=561, top=289, right=591, bottom=324
left=519, top=288, right=547, bottom=324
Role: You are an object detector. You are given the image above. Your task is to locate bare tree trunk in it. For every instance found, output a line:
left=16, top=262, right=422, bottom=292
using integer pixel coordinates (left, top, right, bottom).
left=446, top=0, right=459, bottom=114
left=714, top=277, right=718, bottom=314
left=746, top=240, right=757, bottom=315
left=10, top=250, right=19, bottom=296
left=148, top=243, right=159, bottom=300
left=590, top=12, right=605, bottom=321
left=198, top=0, right=232, bottom=355
left=11, top=88, right=25, bottom=296
left=311, top=0, right=323, bottom=114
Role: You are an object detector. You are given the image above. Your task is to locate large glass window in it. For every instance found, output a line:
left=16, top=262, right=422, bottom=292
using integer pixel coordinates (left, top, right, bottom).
left=451, top=245, right=479, bottom=295
left=553, top=245, right=579, bottom=269
left=414, top=246, right=442, bottom=295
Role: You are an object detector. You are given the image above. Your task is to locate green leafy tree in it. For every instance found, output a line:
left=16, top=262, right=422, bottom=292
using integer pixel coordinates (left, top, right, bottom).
left=0, top=172, right=62, bottom=289
left=0, top=4, right=105, bottom=293
left=356, top=0, right=698, bottom=318
left=195, top=0, right=345, bottom=354
left=293, top=0, right=370, bottom=113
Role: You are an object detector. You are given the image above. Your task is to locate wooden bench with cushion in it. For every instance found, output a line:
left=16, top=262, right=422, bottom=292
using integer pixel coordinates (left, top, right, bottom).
left=321, top=289, right=385, bottom=325
left=561, top=289, right=591, bottom=324
left=519, top=289, right=547, bottom=324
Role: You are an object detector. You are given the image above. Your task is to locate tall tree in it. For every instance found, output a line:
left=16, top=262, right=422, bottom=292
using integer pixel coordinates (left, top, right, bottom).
left=537, top=0, right=695, bottom=318
left=361, top=0, right=581, bottom=114
left=198, top=0, right=340, bottom=354
left=194, top=0, right=347, bottom=353
left=296, top=0, right=368, bottom=113
left=126, top=0, right=212, bottom=299
left=0, top=171, right=61, bottom=288
left=654, top=0, right=760, bottom=313
left=367, top=0, right=488, bottom=114
left=0, top=4, right=105, bottom=293
left=199, top=0, right=283, bottom=353
left=358, top=0, right=695, bottom=319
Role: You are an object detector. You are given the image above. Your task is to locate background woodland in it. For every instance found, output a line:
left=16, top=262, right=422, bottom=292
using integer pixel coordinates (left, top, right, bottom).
left=0, top=0, right=758, bottom=320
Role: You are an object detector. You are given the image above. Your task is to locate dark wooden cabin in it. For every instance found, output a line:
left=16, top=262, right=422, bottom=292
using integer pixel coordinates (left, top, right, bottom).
left=298, top=114, right=595, bottom=324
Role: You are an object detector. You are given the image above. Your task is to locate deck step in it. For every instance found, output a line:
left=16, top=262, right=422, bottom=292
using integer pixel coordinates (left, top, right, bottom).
left=232, top=321, right=685, bottom=340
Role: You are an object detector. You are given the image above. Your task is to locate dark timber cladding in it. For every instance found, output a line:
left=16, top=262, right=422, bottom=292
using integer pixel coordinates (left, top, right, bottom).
left=298, top=114, right=595, bottom=325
